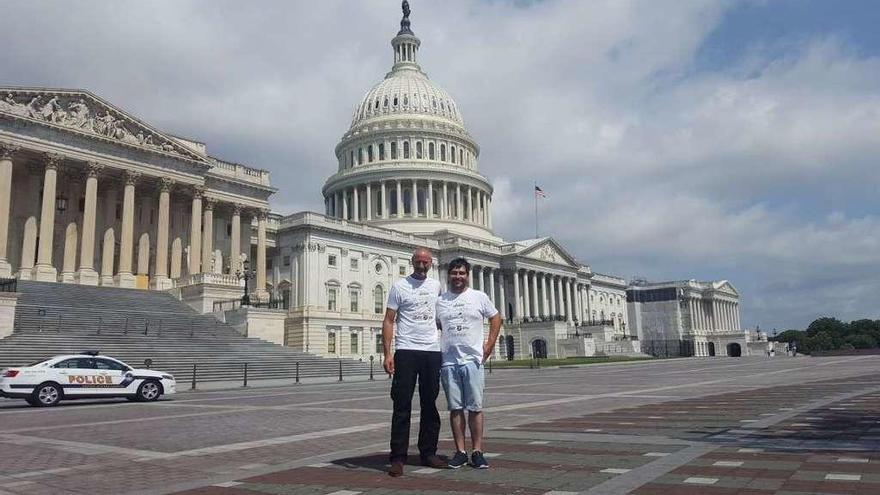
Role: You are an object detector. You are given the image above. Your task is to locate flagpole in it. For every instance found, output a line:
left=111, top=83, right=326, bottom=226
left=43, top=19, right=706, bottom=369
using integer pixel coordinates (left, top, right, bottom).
left=534, top=181, right=538, bottom=239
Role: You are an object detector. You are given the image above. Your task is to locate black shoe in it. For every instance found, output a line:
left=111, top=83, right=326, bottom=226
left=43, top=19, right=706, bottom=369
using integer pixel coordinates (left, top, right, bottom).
left=470, top=450, right=489, bottom=469
left=448, top=451, right=469, bottom=469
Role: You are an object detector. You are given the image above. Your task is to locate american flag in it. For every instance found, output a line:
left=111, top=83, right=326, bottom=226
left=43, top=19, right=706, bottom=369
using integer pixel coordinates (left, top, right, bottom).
left=534, top=185, right=547, bottom=198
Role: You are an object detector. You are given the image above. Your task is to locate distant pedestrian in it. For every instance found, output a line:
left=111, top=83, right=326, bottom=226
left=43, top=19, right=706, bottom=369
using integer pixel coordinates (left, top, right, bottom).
left=382, top=247, right=445, bottom=477
left=436, top=257, right=502, bottom=469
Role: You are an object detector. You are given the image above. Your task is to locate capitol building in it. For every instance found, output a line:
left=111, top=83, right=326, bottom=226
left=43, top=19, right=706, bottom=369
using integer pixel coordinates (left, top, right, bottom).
left=0, top=4, right=747, bottom=360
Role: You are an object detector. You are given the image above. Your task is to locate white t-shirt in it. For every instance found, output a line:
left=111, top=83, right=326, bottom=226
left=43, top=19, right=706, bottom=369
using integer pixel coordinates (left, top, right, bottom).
left=437, top=288, right=499, bottom=366
left=386, top=276, right=442, bottom=352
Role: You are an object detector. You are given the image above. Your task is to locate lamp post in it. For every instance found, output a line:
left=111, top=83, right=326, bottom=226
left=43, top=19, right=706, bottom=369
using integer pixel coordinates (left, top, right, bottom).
left=235, top=259, right=256, bottom=306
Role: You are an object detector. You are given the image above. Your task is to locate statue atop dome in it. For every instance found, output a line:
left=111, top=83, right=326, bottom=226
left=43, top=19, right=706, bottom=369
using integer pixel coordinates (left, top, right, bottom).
left=398, top=0, right=413, bottom=35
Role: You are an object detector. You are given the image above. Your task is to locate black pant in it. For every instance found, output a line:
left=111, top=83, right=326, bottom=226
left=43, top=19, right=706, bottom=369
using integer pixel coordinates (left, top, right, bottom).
left=389, top=349, right=442, bottom=463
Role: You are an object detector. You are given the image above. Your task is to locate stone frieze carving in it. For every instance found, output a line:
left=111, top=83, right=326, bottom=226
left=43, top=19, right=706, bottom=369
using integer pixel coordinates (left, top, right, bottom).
left=0, top=91, right=191, bottom=158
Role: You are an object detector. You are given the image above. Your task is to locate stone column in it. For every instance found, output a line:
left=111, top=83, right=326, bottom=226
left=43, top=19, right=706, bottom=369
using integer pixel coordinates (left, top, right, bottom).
left=33, top=154, right=63, bottom=281
left=548, top=275, right=557, bottom=317
left=152, top=178, right=173, bottom=287
left=456, top=184, right=462, bottom=220
left=396, top=180, right=403, bottom=217
left=201, top=198, right=215, bottom=274
left=381, top=181, right=388, bottom=219
left=498, top=271, right=506, bottom=319
left=334, top=191, right=341, bottom=218
left=566, top=279, right=574, bottom=323
left=341, top=189, right=348, bottom=220
left=114, top=170, right=139, bottom=287
left=75, top=162, right=104, bottom=285
left=0, top=144, right=18, bottom=277
left=255, top=209, right=268, bottom=300
left=229, top=204, right=242, bottom=275
left=427, top=181, right=433, bottom=218
left=530, top=271, right=539, bottom=319
left=411, top=179, right=418, bottom=216
left=365, top=183, right=372, bottom=221
left=488, top=268, right=496, bottom=307
left=540, top=273, right=548, bottom=317
left=466, top=187, right=473, bottom=221
left=487, top=196, right=493, bottom=229
left=189, top=187, right=203, bottom=276
left=352, top=186, right=359, bottom=222
left=555, top=277, right=563, bottom=316
left=439, top=263, right=447, bottom=292
left=575, top=283, right=583, bottom=323
left=522, top=271, right=531, bottom=318
left=442, top=181, right=448, bottom=219
left=512, top=270, right=521, bottom=319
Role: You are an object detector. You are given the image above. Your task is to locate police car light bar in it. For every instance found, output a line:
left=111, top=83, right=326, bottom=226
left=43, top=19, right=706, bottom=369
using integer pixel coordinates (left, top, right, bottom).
left=82, top=350, right=101, bottom=356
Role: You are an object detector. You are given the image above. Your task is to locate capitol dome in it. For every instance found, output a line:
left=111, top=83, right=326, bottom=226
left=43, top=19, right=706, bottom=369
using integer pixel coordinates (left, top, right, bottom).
left=322, top=1, right=497, bottom=242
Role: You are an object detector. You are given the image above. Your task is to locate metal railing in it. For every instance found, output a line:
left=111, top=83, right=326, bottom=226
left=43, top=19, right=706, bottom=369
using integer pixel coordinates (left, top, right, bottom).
left=16, top=307, right=224, bottom=338
left=213, top=297, right=286, bottom=312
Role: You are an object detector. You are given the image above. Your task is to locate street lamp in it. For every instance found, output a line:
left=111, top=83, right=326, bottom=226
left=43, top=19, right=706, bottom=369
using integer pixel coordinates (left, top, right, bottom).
left=235, top=259, right=256, bottom=306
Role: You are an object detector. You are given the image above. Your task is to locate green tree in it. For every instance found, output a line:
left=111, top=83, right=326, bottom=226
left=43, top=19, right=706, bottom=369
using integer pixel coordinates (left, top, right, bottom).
left=773, top=329, right=805, bottom=343
left=844, top=334, right=877, bottom=349
left=806, top=317, right=847, bottom=337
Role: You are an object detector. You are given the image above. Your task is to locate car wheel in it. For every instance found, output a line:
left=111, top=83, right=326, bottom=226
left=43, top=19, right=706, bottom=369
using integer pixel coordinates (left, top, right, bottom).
left=136, top=380, right=162, bottom=402
left=32, top=382, right=62, bottom=407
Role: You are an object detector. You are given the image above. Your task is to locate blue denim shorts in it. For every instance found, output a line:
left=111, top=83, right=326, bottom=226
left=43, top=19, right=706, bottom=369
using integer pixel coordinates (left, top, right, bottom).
left=440, top=361, right=484, bottom=412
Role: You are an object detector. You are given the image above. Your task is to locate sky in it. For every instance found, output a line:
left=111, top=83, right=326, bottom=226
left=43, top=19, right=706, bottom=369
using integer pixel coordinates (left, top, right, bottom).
left=1, top=0, right=878, bottom=332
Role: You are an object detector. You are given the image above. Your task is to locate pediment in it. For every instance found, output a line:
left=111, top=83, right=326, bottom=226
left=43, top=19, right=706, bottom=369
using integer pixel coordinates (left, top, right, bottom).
left=0, top=88, right=206, bottom=162
left=713, top=280, right=738, bottom=296
left=520, top=239, right=578, bottom=267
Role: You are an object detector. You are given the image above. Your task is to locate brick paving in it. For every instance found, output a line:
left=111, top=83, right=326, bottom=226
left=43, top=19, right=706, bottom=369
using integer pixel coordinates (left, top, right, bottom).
left=0, top=356, right=878, bottom=494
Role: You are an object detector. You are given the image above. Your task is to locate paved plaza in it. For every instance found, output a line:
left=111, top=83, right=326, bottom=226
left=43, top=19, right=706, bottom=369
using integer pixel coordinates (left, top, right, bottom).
left=0, top=356, right=878, bottom=494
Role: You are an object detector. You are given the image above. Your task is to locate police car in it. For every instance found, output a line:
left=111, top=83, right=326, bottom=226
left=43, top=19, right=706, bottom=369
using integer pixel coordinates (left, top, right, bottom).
left=0, top=352, right=176, bottom=407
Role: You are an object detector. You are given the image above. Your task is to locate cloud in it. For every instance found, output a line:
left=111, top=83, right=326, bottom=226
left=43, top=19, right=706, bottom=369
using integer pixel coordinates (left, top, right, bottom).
left=1, top=0, right=878, bottom=330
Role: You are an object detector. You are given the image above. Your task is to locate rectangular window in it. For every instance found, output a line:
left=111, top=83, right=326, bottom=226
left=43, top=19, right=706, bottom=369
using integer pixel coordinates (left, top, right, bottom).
left=350, top=290, right=359, bottom=312
left=78, top=197, right=85, bottom=213
left=327, top=332, right=336, bottom=353
left=328, top=254, right=337, bottom=267
left=267, top=258, right=273, bottom=270
left=350, top=258, right=359, bottom=270
left=283, top=256, right=291, bottom=267
left=379, top=143, right=385, bottom=160
left=350, top=333, right=359, bottom=355
left=328, top=288, right=337, bottom=311
left=375, top=334, right=383, bottom=354
left=226, top=223, right=232, bottom=236
left=399, top=266, right=406, bottom=276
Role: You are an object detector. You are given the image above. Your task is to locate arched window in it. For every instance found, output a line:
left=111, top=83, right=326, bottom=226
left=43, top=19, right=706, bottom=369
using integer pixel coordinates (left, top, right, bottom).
left=440, top=144, right=446, bottom=162
left=373, top=285, right=384, bottom=314
left=403, top=141, right=410, bottom=159
left=416, top=141, right=423, bottom=159
left=367, top=145, right=373, bottom=162
left=432, top=97, right=437, bottom=109
left=459, top=149, right=464, bottom=165
left=428, top=142, right=435, bottom=160
left=383, top=97, right=389, bottom=108
left=379, top=143, right=385, bottom=161
left=393, top=96, right=398, bottom=106
left=390, top=141, right=398, bottom=160
left=349, top=150, right=354, bottom=168
left=357, top=148, right=364, bottom=165
left=450, top=145, right=456, bottom=164
left=374, top=98, right=379, bottom=110
left=440, top=101, right=445, bottom=111
left=403, top=95, right=408, bottom=106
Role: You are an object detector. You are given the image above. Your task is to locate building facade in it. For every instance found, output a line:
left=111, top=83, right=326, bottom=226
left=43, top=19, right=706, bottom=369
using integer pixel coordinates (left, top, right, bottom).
left=626, top=279, right=747, bottom=357
left=270, top=5, right=639, bottom=361
left=0, top=88, right=274, bottom=305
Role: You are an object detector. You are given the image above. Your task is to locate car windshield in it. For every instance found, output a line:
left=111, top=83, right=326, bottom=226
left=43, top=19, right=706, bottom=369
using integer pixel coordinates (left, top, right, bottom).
left=25, top=359, right=51, bottom=367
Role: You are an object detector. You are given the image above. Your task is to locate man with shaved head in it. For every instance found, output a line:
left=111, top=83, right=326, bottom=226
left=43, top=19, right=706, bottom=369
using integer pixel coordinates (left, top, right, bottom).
left=383, top=246, right=445, bottom=477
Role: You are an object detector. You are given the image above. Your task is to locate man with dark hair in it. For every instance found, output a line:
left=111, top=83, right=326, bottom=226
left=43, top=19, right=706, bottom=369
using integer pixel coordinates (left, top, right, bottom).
left=382, top=247, right=445, bottom=477
left=437, top=257, right=502, bottom=469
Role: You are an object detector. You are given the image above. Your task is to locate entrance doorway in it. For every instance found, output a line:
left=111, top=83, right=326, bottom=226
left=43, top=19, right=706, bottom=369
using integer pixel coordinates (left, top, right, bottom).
left=532, top=339, right=548, bottom=359
left=727, top=342, right=742, bottom=357
left=708, top=342, right=716, bottom=356
left=505, top=335, right=515, bottom=360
